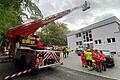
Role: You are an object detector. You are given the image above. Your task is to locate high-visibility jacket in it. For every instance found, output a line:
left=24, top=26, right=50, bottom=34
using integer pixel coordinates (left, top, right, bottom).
left=86, top=52, right=92, bottom=60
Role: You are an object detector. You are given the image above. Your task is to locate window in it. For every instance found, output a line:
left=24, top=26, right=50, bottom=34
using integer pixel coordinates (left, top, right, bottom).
left=107, top=39, right=111, bottom=43
left=83, top=35, right=85, bottom=39
left=83, top=30, right=92, bottom=42
left=89, top=34, right=92, bottom=38
left=76, top=34, right=78, bottom=37
left=99, top=40, right=101, bottom=44
left=90, top=39, right=93, bottom=41
left=76, top=42, right=79, bottom=45
left=78, top=33, right=81, bottom=37
left=84, top=40, right=86, bottom=42
left=86, top=37, right=89, bottom=41
left=112, top=38, right=115, bottom=42
left=89, top=31, right=91, bottom=33
left=76, top=33, right=81, bottom=38
left=95, top=40, right=97, bottom=44
left=95, top=40, right=102, bottom=44
left=107, top=38, right=116, bottom=43
left=76, top=41, right=82, bottom=45
left=86, top=32, right=88, bottom=36
left=79, top=41, right=82, bottom=45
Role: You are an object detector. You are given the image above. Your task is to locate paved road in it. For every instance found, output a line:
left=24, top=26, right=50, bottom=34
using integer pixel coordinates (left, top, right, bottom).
left=0, top=62, right=115, bottom=80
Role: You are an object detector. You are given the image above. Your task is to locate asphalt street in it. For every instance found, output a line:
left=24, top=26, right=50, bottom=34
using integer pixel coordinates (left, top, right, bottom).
left=0, top=62, right=115, bottom=80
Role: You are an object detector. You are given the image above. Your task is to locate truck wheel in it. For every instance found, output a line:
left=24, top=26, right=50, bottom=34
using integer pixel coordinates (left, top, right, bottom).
left=20, top=55, right=26, bottom=66
left=30, top=60, right=35, bottom=68
left=13, top=59, right=23, bottom=68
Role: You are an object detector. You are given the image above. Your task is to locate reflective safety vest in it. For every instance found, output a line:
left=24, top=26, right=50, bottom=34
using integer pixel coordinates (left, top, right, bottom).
left=86, top=52, right=92, bottom=60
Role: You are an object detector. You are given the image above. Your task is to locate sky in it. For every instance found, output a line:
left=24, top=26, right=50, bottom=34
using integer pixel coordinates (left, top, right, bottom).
left=33, top=0, right=120, bottom=30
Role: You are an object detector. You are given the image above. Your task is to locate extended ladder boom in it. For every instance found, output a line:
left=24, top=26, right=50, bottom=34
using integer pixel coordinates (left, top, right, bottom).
left=6, top=1, right=90, bottom=40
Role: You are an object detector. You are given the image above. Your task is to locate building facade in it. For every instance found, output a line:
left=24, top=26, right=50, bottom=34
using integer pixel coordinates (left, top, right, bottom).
left=67, top=16, right=120, bottom=53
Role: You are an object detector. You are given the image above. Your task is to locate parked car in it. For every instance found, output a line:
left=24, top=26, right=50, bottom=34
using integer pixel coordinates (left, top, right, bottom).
left=102, top=51, right=115, bottom=67
left=76, top=48, right=84, bottom=56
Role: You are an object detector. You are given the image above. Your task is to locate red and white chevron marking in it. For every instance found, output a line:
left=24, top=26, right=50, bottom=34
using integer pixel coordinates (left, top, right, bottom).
left=4, top=68, right=32, bottom=80
left=42, top=51, right=52, bottom=62
left=35, top=52, right=59, bottom=69
left=43, top=52, right=59, bottom=62
left=0, top=58, right=13, bottom=63
left=51, top=52, right=59, bottom=63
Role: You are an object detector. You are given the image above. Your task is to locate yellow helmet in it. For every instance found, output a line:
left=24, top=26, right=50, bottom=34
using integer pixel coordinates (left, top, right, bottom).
left=87, top=49, right=90, bottom=51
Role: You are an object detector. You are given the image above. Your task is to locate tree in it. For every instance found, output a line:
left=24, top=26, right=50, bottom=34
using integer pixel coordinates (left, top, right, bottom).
left=0, top=0, right=43, bottom=35
left=0, top=0, right=43, bottom=51
left=0, top=0, right=21, bottom=34
left=36, top=22, right=70, bottom=46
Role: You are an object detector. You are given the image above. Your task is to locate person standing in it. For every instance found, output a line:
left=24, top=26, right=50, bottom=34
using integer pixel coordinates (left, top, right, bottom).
left=95, top=51, right=103, bottom=72
left=81, top=51, right=86, bottom=67
left=91, top=50, right=96, bottom=60
left=91, top=50, right=97, bottom=69
left=86, top=49, right=93, bottom=71
left=94, top=50, right=99, bottom=71
left=100, top=51, right=106, bottom=71
left=63, top=47, right=67, bottom=58
left=66, top=47, right=71, bottom=57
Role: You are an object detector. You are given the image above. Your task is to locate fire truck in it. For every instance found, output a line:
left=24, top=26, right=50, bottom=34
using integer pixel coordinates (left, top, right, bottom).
left=3, top=1, right=90, bottom=80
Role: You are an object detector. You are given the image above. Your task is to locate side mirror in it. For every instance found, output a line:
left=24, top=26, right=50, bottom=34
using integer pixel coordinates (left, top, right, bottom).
left=82, top=1, right=90, bottom=11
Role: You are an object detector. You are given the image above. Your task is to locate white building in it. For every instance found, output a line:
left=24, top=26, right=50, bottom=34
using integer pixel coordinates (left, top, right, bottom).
left=67, top=16, right=120, bottom=53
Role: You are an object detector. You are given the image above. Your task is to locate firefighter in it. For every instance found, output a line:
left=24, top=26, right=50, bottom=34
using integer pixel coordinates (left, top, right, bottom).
left=94, top=50, right=100, bottom=72
left=80, top=50, right=86, bottom=67
left=86, top=49, right=93, bottom=71
left=91, top=49, right=96, bottom=60
left=100, top=50, right=106, bottom=71
left=66, top=47, right=71, bottom=57
left=63, top=47, right=67, bottom=58
left=91, top=49, right=97, bottom=69
left=94, top=50, right=103, bottom=72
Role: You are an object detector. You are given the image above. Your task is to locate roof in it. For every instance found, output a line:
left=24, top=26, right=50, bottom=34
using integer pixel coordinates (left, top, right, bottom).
left=67, top=16, right=120, bottom=36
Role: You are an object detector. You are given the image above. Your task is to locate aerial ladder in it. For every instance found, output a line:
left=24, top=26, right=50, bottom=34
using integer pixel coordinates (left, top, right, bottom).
left=1, top=1, right=90, bottom=80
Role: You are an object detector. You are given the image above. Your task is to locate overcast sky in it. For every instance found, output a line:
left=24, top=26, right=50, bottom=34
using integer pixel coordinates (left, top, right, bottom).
left=33, top=0, right=120, bottom=30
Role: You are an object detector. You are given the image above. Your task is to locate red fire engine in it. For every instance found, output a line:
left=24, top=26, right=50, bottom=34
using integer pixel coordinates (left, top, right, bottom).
left=2, top=1, right=90, bottom=80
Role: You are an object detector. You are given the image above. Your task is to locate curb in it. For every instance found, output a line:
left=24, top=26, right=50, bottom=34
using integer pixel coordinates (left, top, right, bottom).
left=62, top=66, right=118, bottom=80
left=79, top=69, right=118, bottom=80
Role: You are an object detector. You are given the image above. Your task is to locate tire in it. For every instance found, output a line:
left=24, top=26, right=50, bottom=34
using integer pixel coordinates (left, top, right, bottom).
left=13, top=59, right=19, bottom=66
left=20, top=55, right=25, bottom=63
left=20, top=55, right=28, bottom=67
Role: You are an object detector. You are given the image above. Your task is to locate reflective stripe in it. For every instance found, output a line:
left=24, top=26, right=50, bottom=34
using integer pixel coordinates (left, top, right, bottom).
left=4, top=76, right=10, bottom=80
left=11, top=74, right=16, bottom=78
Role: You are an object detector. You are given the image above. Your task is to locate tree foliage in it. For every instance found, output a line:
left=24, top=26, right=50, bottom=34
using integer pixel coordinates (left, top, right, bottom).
left=36, top=22, right=70, bottom=46
left=0, top=0, right=21, bottom=34
left=0, top=0, right=43, bottom=35
left=20, top=0, right=43, bottom=22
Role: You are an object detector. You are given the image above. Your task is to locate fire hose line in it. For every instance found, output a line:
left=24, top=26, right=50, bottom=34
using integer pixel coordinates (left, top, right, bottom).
left=4, top=68, right=32, bottom=80
left=0, top=58, right=13, bottom=63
